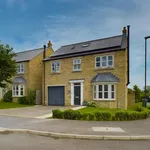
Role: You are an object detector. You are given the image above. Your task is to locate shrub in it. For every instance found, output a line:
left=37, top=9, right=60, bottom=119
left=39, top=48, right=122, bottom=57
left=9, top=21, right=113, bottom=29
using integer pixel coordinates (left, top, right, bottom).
left=64, top=109, right=80, bottom=120
left=88, top=113, right=95, bottom=120
left=52, top=109, right=64, bottom=119
left=135, top=106, right=144, bottom=112
left=3, top=90, right=12, bottom=102
left=27, top=89, right=36, bottom=105
left=94, top=112, right=112, bottom=121
left=81, top=113, right=88, bottom=120
left=87, top=101, right=97, bottom=107
left=18, top=96, right=28, bottom=104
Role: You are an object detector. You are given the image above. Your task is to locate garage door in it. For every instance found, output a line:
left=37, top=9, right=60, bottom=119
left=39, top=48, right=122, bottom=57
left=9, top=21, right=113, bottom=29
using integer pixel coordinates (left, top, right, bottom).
left=48, top=86, right=65, bottom=106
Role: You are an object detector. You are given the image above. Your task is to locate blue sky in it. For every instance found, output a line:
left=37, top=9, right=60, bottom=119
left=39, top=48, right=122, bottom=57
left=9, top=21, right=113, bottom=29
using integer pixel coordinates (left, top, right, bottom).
left=0, top=0, right=150, bottom=89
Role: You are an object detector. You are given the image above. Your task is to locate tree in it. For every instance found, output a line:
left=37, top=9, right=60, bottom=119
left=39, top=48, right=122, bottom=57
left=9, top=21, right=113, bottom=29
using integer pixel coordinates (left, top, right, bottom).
left=133, top=85, right=141, bottom=103
left=0, top=43, right=16, bottom=87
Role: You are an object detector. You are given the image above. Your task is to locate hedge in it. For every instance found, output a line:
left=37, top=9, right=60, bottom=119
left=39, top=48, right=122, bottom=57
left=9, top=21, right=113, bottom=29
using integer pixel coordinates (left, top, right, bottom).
left=52, top=109, right=150, bottom=121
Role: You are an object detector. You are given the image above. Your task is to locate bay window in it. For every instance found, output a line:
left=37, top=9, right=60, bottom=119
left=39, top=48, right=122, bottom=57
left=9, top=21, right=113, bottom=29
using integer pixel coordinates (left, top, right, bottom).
left=12, top=85, right=24, bottom=97
left=93, top=84, right=115, bottom=100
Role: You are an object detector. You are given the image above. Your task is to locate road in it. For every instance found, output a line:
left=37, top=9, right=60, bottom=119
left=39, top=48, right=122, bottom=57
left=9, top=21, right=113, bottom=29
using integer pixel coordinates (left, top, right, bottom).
left=0, top=133, right=149, bottom=150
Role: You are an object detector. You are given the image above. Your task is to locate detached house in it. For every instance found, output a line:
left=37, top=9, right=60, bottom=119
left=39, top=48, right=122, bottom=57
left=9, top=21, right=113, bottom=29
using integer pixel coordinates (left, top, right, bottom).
left=12, top=41, right=53, bottom=103
left=43, top=27, right=130, bottom=109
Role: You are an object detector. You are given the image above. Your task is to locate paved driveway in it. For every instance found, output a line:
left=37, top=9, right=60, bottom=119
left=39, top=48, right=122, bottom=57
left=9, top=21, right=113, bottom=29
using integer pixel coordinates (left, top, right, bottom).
left=0, top=105, right=73, bottom=118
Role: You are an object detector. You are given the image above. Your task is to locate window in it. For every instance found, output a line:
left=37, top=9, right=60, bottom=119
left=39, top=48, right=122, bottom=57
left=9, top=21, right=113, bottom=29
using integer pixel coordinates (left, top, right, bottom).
left=51, top=61, right=60, bottom=73
left=17, top=64, right=24, bottom=73
left=73, top=59, right=81, bottom=71
left=95, top=55, right=114, bottom=68
left=12, top=85, right=24, bottom=97
left=93, top=84, right=115, bottom=100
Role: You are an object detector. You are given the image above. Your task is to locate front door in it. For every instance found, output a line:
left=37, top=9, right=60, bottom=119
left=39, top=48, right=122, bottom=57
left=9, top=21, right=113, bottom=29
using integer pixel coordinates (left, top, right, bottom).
left=74, top=83, right=81, bottom=105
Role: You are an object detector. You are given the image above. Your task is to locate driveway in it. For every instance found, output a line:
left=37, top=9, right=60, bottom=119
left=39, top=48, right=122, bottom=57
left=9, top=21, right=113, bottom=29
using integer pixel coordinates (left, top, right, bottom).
left=0, top=105, right=74, bottom=118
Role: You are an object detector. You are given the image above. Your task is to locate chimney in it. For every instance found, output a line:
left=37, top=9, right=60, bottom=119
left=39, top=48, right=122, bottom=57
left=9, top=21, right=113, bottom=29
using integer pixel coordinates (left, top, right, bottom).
left=47, top=41, right=52, bottom=48
left=122, top=27, right=127, bottom=35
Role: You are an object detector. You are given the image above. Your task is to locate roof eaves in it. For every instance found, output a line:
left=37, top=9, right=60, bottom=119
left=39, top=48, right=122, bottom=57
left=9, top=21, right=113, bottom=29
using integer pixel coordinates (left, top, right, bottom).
left=44, top=46, right=125, bottom=61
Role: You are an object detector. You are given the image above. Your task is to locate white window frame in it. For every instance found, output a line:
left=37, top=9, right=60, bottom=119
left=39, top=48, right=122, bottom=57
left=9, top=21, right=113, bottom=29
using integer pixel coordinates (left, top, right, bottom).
left=93, top=84, right=116, bottom=100
left=73, top=59, right=81, bottom=71
left=12, top=85, right=24, bottom=97
left=95, top=55, right=114, bottom=68
left=51, top=61, right=60, bottom=73
left=17, top=63, right=24, bottom=74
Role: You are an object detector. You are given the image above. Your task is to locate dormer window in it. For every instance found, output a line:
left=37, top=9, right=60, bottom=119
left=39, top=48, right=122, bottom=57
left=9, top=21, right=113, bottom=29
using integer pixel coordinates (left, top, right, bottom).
left=82, top=43, right=90, bottom=47
left=17, top=64, right=24, bottom=74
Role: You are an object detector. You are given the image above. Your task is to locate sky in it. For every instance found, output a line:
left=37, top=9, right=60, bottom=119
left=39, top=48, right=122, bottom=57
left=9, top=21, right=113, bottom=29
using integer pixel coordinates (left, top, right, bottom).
left=0, top=0, right=150, bottom=89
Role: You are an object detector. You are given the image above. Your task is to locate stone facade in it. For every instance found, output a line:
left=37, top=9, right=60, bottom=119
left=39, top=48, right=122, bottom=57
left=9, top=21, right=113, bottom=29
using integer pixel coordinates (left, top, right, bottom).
left=44, top=49, right=128, bottom=109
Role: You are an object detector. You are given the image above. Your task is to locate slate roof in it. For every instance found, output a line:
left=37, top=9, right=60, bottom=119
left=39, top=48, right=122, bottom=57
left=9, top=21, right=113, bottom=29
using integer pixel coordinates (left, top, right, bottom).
left=91, top=72, right=120, bottom=83
left=45, top=34, right=127, bottom=61
left=14, top=48, right=44, bottom=63
left=13, top=77, right=27, bottom=84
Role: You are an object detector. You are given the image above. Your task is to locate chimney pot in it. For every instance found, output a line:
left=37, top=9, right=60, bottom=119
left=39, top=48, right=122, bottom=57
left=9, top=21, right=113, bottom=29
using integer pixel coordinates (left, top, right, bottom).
left=47, top=41, right=52, bottom=48
left=122, top=27, right=127, bottom=35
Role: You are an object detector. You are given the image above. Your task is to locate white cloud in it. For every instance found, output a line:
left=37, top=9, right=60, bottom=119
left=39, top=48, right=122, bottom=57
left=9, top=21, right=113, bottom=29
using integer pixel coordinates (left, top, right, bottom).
left=5, top=0, right=150, bottom=88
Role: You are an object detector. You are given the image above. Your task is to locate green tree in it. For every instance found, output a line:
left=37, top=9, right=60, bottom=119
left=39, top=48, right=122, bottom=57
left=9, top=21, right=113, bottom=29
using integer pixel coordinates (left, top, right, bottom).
left=0, top=43, right=16, bottom=87
left=133, top=85, right=141, bottom=103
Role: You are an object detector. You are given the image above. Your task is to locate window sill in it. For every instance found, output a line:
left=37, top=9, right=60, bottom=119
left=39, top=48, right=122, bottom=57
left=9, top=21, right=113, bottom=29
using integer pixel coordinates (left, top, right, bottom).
left=72, top=70, right=82, bottom=73
left=93, top=99, right=115, bottom=102
left=17, top=73, right=25, bottom=75
left=94, top=67, right=115, bottom=71
left=50, top=72, right=61, bottom=75
left=13, top=96, right=24, bottom=98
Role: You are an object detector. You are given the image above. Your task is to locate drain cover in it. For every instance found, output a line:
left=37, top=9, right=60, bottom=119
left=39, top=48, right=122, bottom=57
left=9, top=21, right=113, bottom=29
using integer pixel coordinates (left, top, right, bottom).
left=92, top=127, right=125, bottom=132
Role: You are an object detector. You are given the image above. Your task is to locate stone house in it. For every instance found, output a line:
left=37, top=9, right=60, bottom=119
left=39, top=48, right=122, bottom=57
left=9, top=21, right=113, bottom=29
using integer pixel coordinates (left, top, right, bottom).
left=43, top=27, right=130, bottom=109
left=12, top=41, right=53, bottom=103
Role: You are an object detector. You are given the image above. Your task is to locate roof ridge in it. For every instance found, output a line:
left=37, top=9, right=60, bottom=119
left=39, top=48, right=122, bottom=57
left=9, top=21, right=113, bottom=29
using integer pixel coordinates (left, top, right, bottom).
left=62, top=35, right=122, bottom=47
left=16, top=47, right=43, bottom=54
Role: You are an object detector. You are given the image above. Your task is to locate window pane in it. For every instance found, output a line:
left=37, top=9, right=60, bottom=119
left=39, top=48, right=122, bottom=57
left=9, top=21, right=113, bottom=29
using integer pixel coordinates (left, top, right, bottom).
left=94, top=92, right=96, bottom=99
left=93, top=85, right=96, bottom=92
left=56, top=62, right=60, bottom=66
left=96, top=57, right=100, bottom=62
left=108, top=56, right=113, bottom=60
left=108, top=61, right=113, bottom=66
left=111, top=92, right=114, bottom=99
left=102, top=56, right=106, bottom=61
left=111, top=85, right=114, bottom=91
left=96, top=62, right=100, bottom=67
left=99, top=92, right=102, bottom=98
left=104, top=92, right=108, bottom=98
left=99, top=85, right=102, bottom=91
left=77, top=64, right=81, bottom=69
left=104, top=85, right=108, bottom=91
left=102, top=62, right=107, bottom=66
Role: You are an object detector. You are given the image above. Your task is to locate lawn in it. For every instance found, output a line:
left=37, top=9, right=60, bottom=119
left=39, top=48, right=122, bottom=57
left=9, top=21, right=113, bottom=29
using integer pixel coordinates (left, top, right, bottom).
left=0, top=102, right=34, bottom=109
left=79, top=102, right=144, bottom=114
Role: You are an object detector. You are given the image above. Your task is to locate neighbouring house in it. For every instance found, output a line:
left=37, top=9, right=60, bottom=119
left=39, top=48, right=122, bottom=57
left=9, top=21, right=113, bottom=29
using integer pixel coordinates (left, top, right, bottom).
left=11, top=41, right=54, bottom=104
left=43, top=27, right=130, bottom=109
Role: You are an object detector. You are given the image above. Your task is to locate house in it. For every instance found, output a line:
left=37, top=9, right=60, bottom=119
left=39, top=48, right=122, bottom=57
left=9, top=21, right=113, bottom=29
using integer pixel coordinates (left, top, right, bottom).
left=43, top=27, right=130, bottom=109
left=12, top=41, right=54, bottom=104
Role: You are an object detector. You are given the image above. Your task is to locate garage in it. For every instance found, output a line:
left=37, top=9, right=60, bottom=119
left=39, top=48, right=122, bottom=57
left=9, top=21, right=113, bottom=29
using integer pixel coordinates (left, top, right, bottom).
left=48, top=86, right=65, bottom=106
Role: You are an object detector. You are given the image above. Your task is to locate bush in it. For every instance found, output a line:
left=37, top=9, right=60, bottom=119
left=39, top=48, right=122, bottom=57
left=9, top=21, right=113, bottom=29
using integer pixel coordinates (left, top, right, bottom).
left=94, top=112, right=112, bottom=121
left=18, top=96, right=28, bottom=104
left=27, top=89, right=36, bottom=105
left=88, top=113, right=95, bottom=120
left=53, top=109, right=64, bottom=119
left=3, top=90, right=12, bottom=102
left=64, top=109, right=80, bottom=120
left=87, top=101, right=97, bottom=107
left=135, top=106, right=144, bottom=112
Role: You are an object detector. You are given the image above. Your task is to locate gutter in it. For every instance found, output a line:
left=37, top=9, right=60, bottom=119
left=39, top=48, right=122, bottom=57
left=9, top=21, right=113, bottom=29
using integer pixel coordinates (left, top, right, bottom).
left=43, top=45, right=46, bottom=105
left=126, top=25, right=130, bottom=86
